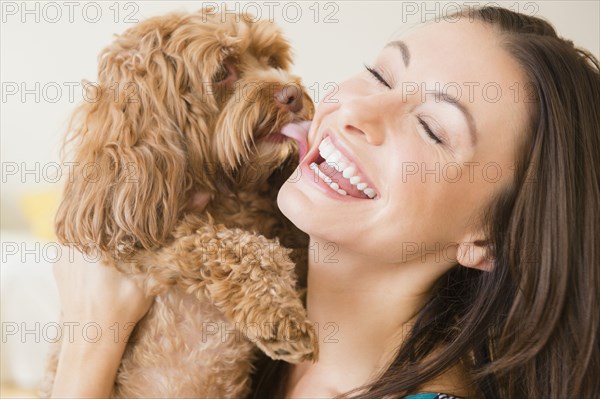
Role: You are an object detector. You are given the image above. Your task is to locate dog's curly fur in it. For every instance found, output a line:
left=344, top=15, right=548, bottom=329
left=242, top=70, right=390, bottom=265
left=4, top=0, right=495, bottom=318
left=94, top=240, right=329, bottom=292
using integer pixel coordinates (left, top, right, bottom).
left=41, top=9, right=316, bottom=398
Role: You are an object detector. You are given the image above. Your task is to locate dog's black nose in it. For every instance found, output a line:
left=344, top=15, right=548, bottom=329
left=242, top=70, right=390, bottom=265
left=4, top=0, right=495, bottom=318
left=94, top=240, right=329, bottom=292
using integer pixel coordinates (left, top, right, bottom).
left=274, top=85, right=302, bottom=113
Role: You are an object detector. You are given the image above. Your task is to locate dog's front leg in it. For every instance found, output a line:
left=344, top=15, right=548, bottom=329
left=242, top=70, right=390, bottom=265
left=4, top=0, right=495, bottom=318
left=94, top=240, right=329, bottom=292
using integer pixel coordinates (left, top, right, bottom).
left=142, top=218, right=319, bottom=363
left=205, top=228, right=319, bottom=363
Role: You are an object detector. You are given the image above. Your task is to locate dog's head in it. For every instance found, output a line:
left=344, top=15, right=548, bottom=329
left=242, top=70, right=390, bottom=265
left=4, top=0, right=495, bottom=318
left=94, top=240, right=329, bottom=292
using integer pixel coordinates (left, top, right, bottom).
left=55, top=9, right=313, bottom=257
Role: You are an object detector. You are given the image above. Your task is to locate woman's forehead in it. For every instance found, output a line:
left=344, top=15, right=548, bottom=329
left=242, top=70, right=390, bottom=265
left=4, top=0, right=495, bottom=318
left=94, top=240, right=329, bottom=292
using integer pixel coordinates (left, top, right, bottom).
left=397, top=21, right=529, bottom=140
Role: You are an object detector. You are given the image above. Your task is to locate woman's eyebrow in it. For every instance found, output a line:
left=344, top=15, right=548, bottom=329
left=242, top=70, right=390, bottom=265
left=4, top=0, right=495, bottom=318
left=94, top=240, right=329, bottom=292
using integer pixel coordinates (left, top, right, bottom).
left=435, top=91, right=478, bottom=146
left=386, top=40, right=410, bottom=67
left=386, top=40, right=477, bottom=146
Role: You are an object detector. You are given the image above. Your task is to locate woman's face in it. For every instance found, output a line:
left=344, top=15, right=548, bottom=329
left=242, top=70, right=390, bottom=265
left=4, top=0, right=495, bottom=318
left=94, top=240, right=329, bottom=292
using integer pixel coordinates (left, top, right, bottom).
left=278, top=19, right=530, bottom=264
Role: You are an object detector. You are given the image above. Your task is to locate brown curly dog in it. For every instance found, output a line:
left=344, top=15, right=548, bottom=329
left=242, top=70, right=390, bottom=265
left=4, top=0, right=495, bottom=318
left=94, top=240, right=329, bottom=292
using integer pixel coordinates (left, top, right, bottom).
left=41, top=8, right=317, bottom=398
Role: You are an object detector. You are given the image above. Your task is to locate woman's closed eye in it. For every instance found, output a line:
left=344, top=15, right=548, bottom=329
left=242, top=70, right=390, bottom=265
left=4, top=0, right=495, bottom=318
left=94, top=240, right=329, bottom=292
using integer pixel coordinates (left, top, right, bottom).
left=364, top=64, right=446, bottom=146
left=417, top=117, right=444, bottom=145
left=364, top=64, right=392, bottom=89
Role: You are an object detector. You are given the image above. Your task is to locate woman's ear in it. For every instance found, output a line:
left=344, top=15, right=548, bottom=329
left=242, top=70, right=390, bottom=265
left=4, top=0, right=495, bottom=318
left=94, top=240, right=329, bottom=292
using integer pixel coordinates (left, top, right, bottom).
left=456, top=232, right=495, bottom=272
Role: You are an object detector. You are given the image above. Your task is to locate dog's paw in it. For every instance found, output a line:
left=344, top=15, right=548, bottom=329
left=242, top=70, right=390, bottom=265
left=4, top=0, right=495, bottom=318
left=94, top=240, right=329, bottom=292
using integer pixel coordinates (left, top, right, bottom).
left=253, top=309, right=319, bottom=364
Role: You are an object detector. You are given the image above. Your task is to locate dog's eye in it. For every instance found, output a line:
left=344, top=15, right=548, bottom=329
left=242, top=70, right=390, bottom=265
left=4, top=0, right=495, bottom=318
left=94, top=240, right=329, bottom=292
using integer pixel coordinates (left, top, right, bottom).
left=267, top=57, right=279, bottom=69
left=212, top=65, right=230, bottom=83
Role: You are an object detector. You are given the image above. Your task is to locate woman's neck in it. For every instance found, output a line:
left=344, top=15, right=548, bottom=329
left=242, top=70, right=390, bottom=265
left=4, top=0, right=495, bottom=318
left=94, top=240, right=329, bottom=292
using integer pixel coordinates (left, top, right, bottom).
left=286, top=238, right=453, bottom=397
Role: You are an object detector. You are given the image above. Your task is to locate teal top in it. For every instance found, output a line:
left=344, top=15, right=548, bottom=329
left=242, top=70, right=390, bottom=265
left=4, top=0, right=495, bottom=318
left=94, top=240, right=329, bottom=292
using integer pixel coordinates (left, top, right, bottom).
left=405, top=394, right=460, bottom=399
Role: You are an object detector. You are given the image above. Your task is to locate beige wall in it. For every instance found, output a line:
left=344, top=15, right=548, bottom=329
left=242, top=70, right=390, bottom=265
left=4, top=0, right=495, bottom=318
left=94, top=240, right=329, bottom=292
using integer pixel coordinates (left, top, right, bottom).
left=1, top=0, right=598, bottom=230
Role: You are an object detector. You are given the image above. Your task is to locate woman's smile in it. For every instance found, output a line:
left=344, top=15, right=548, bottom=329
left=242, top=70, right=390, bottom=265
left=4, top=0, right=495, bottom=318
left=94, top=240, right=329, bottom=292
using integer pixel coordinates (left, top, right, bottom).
left=302, top=130, right=379, bottom=200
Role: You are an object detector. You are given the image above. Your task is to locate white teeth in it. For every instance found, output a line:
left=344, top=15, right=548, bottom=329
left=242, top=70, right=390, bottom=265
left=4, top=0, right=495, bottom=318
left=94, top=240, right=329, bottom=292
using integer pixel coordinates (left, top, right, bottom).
left=342, top=165, right=356, bottom=179
left=326, top=150, right=341, bottom=164
left=363, top=188, right=376, bottom=199
left=321, top=147, right=335, bottom=159
left=318, top=137, right=328, bottom=150
left=315, top=137, right=378, bottom=199
left=319, top=138, right=335, bottom=158
left=310, top=162, right=332, bottom=184
left=329, top=161, right=344, bottom=172
left=311, top=162, right=346, bottom=195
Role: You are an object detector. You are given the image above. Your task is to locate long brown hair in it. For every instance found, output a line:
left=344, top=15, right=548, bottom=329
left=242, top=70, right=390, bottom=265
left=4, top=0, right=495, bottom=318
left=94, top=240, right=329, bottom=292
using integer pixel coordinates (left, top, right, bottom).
left=251, top=6, right=600, bottom=399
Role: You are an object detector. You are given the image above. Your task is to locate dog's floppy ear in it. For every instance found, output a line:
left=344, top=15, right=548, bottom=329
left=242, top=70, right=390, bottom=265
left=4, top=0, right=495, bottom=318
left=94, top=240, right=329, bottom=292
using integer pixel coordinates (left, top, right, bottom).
left=55, top=20, right=192, bottom=258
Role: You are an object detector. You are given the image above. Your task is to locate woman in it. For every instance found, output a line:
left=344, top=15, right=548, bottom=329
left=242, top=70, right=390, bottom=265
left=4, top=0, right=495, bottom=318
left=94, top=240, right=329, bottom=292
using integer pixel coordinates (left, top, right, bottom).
left=51, top=6, right=599, bottom=398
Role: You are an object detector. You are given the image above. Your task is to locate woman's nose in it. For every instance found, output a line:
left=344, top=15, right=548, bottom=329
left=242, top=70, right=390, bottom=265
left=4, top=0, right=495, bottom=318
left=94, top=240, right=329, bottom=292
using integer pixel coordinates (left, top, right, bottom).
left=336, top=95, right=386, bottom=145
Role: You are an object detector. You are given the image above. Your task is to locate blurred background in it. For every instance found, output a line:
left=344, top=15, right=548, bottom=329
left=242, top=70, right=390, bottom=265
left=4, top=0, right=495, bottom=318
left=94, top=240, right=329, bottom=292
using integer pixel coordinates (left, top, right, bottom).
left=1, top=1, right=598, bottom=396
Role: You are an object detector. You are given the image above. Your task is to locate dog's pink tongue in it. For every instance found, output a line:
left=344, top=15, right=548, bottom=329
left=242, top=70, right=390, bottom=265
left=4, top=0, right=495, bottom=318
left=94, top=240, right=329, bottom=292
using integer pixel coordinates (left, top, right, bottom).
left=281, top=121, right=310, bottom=161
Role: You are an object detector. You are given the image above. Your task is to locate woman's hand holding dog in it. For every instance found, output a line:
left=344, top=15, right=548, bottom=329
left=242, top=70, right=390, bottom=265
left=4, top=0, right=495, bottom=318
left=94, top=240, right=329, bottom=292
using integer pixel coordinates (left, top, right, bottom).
left=53, top=248, right=154, bottom=326
left=50, top=248, right=154, bottom=398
